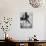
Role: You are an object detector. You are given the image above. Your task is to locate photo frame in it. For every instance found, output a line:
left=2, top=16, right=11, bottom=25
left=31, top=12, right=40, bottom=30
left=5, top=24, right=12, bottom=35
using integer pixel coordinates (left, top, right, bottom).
left=20, top=12, right=33, bottom=28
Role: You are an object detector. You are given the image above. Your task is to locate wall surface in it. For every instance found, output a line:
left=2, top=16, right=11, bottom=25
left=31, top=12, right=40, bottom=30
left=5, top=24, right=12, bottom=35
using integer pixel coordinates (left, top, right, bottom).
left=0, top=0, right=46, bottom=40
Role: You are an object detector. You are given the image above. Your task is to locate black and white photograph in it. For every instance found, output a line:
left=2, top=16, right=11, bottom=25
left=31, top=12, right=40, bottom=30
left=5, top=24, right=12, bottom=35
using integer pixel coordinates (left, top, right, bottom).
left=20, top=12, right=33, bottom=28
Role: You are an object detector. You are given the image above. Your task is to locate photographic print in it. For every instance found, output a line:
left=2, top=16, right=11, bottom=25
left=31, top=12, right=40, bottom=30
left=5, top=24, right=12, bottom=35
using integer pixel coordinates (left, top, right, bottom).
left=20, top=12, right=33, bottom=28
